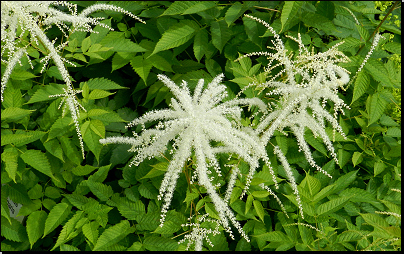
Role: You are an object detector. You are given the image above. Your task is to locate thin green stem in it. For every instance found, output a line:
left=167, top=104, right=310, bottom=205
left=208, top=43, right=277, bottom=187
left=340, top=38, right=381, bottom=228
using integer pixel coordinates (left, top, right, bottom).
left=356, top=1, right=400, bottom=56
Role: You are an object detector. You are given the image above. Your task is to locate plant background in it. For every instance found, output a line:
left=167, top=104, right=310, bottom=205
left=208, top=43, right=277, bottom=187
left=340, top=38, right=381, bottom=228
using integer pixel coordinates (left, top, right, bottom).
left=1, top=1, right=401, bottom=251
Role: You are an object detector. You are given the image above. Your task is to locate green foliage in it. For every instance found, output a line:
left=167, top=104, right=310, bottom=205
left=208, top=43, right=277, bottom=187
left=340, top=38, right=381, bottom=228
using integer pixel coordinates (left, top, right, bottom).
left=1, top=0, right=400, bottom=251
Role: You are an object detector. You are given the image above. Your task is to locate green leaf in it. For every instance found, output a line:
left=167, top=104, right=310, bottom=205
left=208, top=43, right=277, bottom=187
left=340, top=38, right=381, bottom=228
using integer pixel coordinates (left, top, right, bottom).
left=136, top=211, right=160, bottom=231
left=111, top=52, right=135, bottom=72
left=48, top=117, right=72, bottom=140
left=338, top=231, right=363, bottom=242
left=151, top=20, right=199, bottom=56
left=20, top=150, right=57, bottom=182
left=211, top=19, right=232, bottom=53
left=116, top=197, right=145, bottom=220
left=367, top=92, right=388, bottom=125
left=141, top=164, right=167, bottom=179
left=337, top=148, right=351, bottom=168
left=117, top=23, right=127, bottom=32
left=43, top=202, right=71, bottom=237
left=352, top=152, right=363, bottom=167
left=86, top=181, right=113, bottom=201
left=27, top=83, right=65, bottom=104
left=373, top=161, right=386, bottom=177
left=43, top=136, right=64, bottom=162
left=245, top=194, right=253, bottom=214
left=380, top=114, right=399, bottom=127
left=44, top=186, right=61, bottom=199
left=85, top=77, right=127, bottom=90
left=243, top=15, right=261, bottom=47
left=2, top=85, right=22, bottom=108
left=356, top=24, right=369, bottom=41
left=316, top=196, right=351, bottom=216
left=193, top=29, right=208, bottom=62
left=304, top=131, right=328, bottom=157
left=26, top=210, right=47, bottom=248
left=2, top=130, right=45, bottom=147
left=365, top=58, right=396, bottom=88
left=88, top=89, right=115, bottom=100
left=251, top=191, right=269, bottom=199
left=301, top=13, right=336, bottom=34
left=128, top=242, right=144, bottom=251
left=1, top=189, right=12, bottom=224
left=60, top=244, right=80, bottom=251
left=81, top=120, right=105, bottom=162
left=386, top=127, right=401, bottom=137
left=235, top=238, right=251, bottom=251
left=182, top=1, right=217, bottom=15
left=99, top=32, right=146, bottom=52
left=183, top=189, right=199, bottom=207
left=360, top=213, right=389, bottom=229
left=316, top=1, right=334, bottom=19
left=254, top=231, right=290, bottom=242
left=301, top=174, right=321, bottom=197
left=339, top=37, right=363, bottom=52
left=72, top=165, right=98, bottom=176
left=59, top=136, right=82, bottom=166
left=351, top=71, right=370, bottom=104
left=93, top=220, right=131, bottom=251
left=52, top=211, right=85, bottom=250
left=333, top=170, right=358, bottom=193
left=153, top=211, right=185, bottom=234
left=1, top=216, right=28, bottom=242
left=138, top=182, right=158, bottom=199
left=205, top=202, right=220, bottom=220
left=161, top=1, right=217, bottom=16
left=88, top=110, right=125, bottom=123
left=88, top=164, right=111, bottom=183
left=253, top=200, right=265, bottom=222
left=5, top=183, right=32, bottom=205
left=1, top=146, right=19, bottom=182
left=130, top=55, right=153, bottom=84
left=73, top=53, right=87, bottom=63
left=225, top=2, right=247, bottom=26
left=10, top=69, right=38, bottom=80
left=161, top=1, right=197, bottom=15
left=17, top=199, right=41, bottom=217
left=281, top=1, right=304, bottom=32
left=81, top=36, right=92, bottom=53
left=143, top=235, right=179, bottom=251
left=1, top=107, right=34, bottom=122
left=298, top=223, right=314, bottom=245
left=340, top=188, right=378, bottom=204
left=148, top=53, right=174, bottom=72
left=383, top=41, right=401, bottom=55
left=82, top=221, right=99, bottom=245
left=63, top=194, right=89, bottom=210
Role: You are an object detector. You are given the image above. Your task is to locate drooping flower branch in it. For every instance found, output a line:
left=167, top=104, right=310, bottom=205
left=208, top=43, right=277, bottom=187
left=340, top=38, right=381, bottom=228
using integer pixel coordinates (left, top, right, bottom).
left=237, top=14, right=352, bottom=179
left=178, top=213, right=221, bottom=251
left=1, top=1, right=145, bottom=158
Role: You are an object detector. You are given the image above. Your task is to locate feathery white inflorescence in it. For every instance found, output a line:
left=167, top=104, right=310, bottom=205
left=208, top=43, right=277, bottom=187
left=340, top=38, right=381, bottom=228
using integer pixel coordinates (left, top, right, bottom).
left=350, top=33, right=381, bottom=83
left=178, top=213, right=221, bottom=251
left=1, top=1, right=145, bottom=159
left=234, top=14, right=355, bottom=219
left=273, top=146, right=304, bottom=219
left=238, top=14, right=351, bottom=178
left=100, top=73, right=271, bottom=242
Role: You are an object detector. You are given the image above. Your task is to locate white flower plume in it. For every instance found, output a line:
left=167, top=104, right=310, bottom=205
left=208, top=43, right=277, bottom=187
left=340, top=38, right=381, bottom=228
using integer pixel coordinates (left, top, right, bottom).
left=100, top=73, right=272, bottom=242
left=1, top=1, right=145, bottom=159
left=178, top=213, right=221, bottom=251
left=238, top=14, right=351, bottom=178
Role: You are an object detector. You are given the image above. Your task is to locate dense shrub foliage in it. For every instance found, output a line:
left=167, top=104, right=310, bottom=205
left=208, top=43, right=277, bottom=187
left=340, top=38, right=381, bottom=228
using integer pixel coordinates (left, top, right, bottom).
left=1, top=1, right=401, bottom=251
